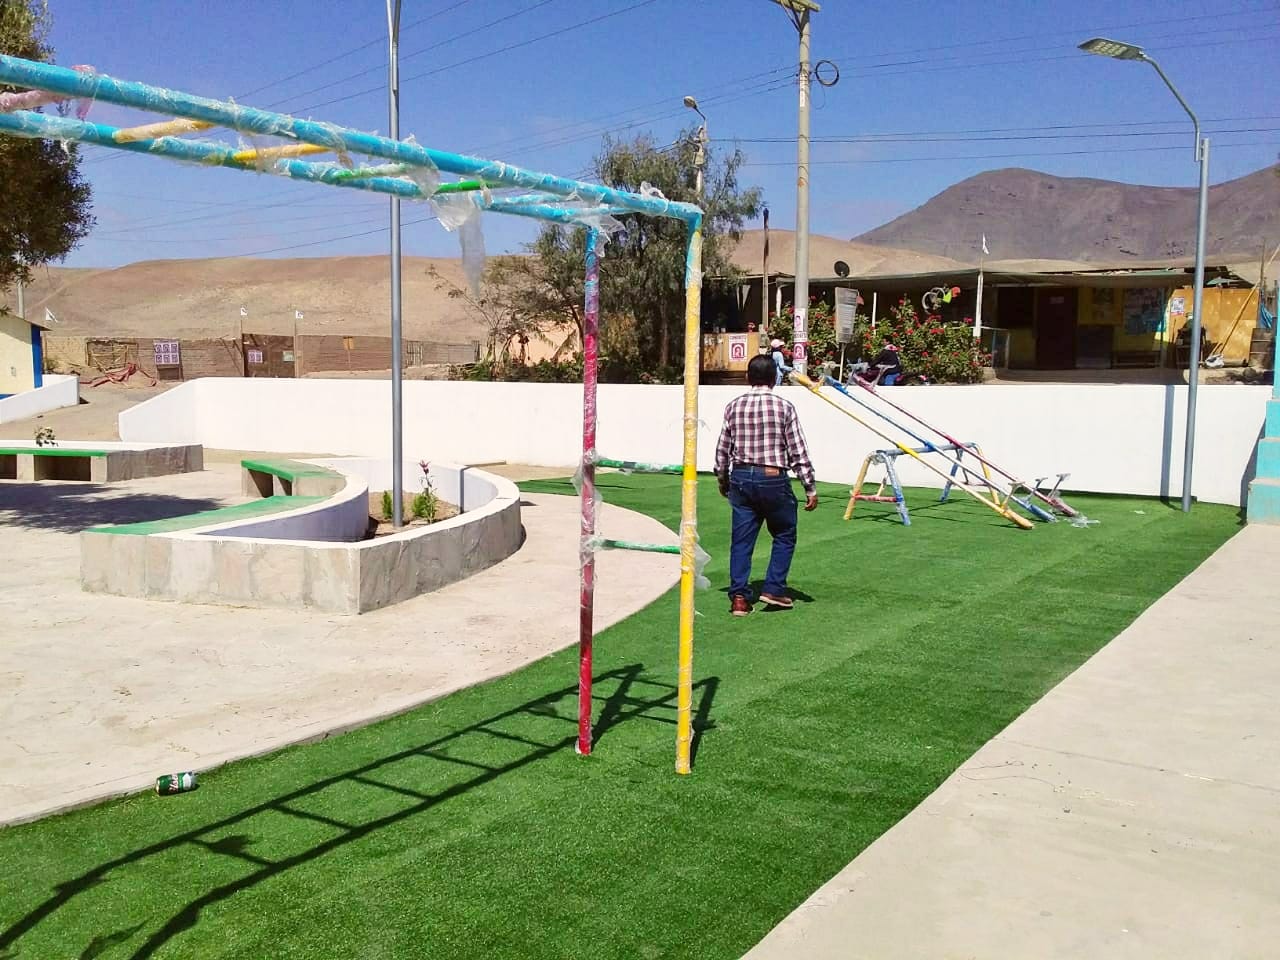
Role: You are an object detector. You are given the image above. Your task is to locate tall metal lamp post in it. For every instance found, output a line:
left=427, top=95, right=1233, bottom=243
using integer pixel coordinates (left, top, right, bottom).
left=683, top=95, right=707, bottom=198
left=1080, top=36, right=1210, bottom=513
left=387, top=0, right=405, bottom=527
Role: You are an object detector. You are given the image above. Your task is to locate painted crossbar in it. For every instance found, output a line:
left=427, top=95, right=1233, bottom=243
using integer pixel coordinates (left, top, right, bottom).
left=593, top=457, right=683, bottom=475
left=0, top=55, right=702, bottom=225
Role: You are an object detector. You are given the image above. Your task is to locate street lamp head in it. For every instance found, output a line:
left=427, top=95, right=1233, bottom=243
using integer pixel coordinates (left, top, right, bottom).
left=1078, top=37, right=1146, bottom=61
left=683, top=95, right=706, bottom=120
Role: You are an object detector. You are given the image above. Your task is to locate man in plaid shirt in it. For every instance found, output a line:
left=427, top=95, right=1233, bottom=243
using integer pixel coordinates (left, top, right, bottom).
left=714, top=354, right=818, bottom=616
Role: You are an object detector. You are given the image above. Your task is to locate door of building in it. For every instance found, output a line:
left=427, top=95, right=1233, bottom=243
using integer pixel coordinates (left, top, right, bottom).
left=1035, top=289, right=1078, bottom=369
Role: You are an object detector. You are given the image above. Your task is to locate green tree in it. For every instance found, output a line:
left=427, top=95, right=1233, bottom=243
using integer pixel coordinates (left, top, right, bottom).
left=0, top=0, right=93, bottom=299
left=524, top=129, right=762, bottom=376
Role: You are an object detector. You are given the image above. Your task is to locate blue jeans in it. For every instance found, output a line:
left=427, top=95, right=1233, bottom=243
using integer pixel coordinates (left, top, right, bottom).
left=728, top=466, right=798, bottom=599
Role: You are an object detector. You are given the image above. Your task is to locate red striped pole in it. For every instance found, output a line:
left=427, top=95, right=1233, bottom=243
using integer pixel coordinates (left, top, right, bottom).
left=577, top=228, right=601, bottom=755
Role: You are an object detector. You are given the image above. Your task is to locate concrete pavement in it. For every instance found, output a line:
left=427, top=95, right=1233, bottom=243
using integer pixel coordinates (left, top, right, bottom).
left=0, top=463, right=677, bottom=825
left=745, top=523, right=1280, bottom=960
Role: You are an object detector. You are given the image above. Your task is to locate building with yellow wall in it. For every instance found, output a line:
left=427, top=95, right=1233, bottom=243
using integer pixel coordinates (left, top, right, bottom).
left=0, top=312, right=46, bottom=397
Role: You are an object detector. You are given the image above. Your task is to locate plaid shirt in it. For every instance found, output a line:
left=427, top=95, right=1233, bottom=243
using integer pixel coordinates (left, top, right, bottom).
left=714, top=386, right=817, bottom=494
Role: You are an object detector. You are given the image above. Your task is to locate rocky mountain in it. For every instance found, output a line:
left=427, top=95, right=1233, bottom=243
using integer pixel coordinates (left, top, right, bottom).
left=854, top=164, right=1280, bottom=264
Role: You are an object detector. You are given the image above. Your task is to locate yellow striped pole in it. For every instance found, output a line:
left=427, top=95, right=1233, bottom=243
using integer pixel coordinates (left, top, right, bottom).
left=231, top=143, right=331, bottom=163
left=792, top=374, right=1034, bottom=530
left=112, top=118, right=214, bottom=142
left=675, top=215, right=703, bottom=775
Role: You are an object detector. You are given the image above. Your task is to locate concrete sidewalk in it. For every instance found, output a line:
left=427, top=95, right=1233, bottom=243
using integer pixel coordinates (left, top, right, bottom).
left=745, top=524, right=1280, bottom=960
left=0, top=467, right=677, bottom=825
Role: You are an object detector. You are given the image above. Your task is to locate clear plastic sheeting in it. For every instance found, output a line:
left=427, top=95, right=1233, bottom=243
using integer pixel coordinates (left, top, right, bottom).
left=1070, top=515, right=1100, bottom=528
left=431, top=191, right=486, bottom=293
left=693, top=539, right=711, bottom=590
left=640, top=181, right=667, bottom=200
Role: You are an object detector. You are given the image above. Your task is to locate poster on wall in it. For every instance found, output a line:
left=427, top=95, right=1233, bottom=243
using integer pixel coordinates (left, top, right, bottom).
left=152, top=340, right=180, bottom=367
left=1123, top=288, right=1166, bottom=335
left=727, top=334, right=749, bottom=362
left=247, top=349, right=264, bottom=365
left=1170, top=295, right=1187, bottom=316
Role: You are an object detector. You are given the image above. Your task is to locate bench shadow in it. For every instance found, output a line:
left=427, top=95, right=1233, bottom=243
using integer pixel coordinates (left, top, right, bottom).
left=0, top=483, right=225, bottom=534
left=1, top=664, right=719, bottom=960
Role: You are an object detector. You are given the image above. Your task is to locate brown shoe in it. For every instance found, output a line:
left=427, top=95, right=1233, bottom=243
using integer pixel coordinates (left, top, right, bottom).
left=759, top=593, right=794, bottom=610
left=731, top=596, right=752, bottom=617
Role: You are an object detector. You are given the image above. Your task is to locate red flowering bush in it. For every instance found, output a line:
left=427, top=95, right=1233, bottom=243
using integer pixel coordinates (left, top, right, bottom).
left=768, top=296, right=988, bottom=383
left=854, top=297, right=988, bottom=383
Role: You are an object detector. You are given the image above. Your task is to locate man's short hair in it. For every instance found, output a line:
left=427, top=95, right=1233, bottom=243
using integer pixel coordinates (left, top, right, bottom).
left=747, top=354, right=776, bottom=385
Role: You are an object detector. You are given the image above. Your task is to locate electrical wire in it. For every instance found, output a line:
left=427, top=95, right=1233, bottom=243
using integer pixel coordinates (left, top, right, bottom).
left=739, top=140, right=1280, bottom=166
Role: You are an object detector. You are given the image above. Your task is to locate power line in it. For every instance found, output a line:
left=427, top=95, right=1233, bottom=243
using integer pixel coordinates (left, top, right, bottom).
left=739, top=140, right=1280, bottom=166
left=200, top=215, right=440, bottom=260
left=724, top=125, right=1280, bottom=146
left=265, top=0, right=562, bottom=111
left=291, top=0, right=664, bottom=114
left=237, top=0, right=479, bottom=100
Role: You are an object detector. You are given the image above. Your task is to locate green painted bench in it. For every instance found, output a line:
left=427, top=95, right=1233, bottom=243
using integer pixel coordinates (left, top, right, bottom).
left=0, top=446, right=109, bottom=482
left=87, top=495, right=324, bottom=536
left=0, top=444, right=202, bottom=482
left=241, top=457, right=346, bottom=498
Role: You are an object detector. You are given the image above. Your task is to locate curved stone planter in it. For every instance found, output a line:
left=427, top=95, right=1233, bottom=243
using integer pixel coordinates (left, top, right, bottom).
left=81, top=459, right=522, bottom=614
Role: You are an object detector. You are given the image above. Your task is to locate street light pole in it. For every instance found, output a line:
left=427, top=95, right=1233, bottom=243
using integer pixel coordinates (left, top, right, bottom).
left=770, top=0, right=820, bottom=376
left=683, top=95, right=707, bottom=199
left=387, top=0, right=405, bottom=527
left=1079, top=37, right=1209, bottom=512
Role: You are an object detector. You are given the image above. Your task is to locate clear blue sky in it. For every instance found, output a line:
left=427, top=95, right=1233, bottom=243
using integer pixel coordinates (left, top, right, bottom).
left=43, top=0, right=1280, bottom=267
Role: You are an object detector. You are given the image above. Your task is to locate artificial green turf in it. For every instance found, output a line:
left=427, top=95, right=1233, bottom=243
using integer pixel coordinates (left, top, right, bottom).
left=0, top=477, right=1239, bottom=959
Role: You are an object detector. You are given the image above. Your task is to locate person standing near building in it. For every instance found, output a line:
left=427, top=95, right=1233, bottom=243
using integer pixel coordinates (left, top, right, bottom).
left=714, top=354, right=818, bottom=617
left=770, top=338, right=793, bottom=387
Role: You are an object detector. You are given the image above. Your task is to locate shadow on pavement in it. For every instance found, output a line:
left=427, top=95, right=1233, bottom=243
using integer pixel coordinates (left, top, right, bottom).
left=0, top=483, right=225, bottom=534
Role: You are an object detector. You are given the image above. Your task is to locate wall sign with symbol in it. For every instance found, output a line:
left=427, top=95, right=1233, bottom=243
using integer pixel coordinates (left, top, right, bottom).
left=727, top=334, right=749, bottom=362
left=247, top=349, right=264, bottom=365
left=153, top=340, right=181, bottom=367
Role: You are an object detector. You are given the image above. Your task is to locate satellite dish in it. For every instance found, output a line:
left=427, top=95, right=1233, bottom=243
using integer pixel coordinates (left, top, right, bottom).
left=834, top=260, right=850, bottom=278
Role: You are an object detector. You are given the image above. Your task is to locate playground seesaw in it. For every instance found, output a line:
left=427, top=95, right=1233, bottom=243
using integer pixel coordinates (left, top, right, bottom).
left=791, top=373, right=1035, bottom=530
left=837, top=375, right=1078, bottom=519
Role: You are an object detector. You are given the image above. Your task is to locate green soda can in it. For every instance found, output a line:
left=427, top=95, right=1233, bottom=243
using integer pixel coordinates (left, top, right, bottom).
left=156, top=772, right=197, bottom=795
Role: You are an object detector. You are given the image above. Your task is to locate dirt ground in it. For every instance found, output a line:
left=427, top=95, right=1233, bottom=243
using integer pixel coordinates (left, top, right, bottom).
left=0, top=381, right=173, bottom=442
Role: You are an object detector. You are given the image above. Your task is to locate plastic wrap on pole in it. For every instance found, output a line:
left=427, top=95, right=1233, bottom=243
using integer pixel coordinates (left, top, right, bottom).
left=590, top=455, right=682, bottom=475
left=693, top=539, right=711, bottom=590
left=0, top=56, right=703, bottom=224
left=431, top=191, right=486, bottom=293
left=577, top=226, right=602, bottom=757
left=675, top=215, right=704, bottom=776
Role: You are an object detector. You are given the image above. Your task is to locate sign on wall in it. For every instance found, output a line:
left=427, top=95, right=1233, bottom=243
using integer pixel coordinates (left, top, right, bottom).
left=247, top=349, right=264, bottom=365
left=153, top=340, right=180, bottom=367
left=727, top=334, right=749, bottom=362
left=834, top=288, right=860, bottom=344
left=1123, top=288, right=1167, bottom=335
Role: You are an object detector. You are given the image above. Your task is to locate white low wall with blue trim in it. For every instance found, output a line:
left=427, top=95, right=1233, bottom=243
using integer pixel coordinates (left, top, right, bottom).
left=118, top=377, right=1274, bottom=507
left=0, top=373, right=78, bottom=423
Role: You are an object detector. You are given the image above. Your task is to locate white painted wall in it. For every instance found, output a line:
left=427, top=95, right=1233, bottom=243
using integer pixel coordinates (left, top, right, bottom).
left=0, top=373, right=79, bottom=424
left=120, top=377, right=1272, bottom=506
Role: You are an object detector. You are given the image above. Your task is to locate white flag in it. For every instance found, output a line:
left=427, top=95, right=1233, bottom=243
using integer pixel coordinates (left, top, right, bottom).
left=44, top=307, right=57, bottom=325
left=981, top=235, right=990, bottom=256
left=295, top=310, right=304, bottom=320
left=240, top=307, right=248, bottom=317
